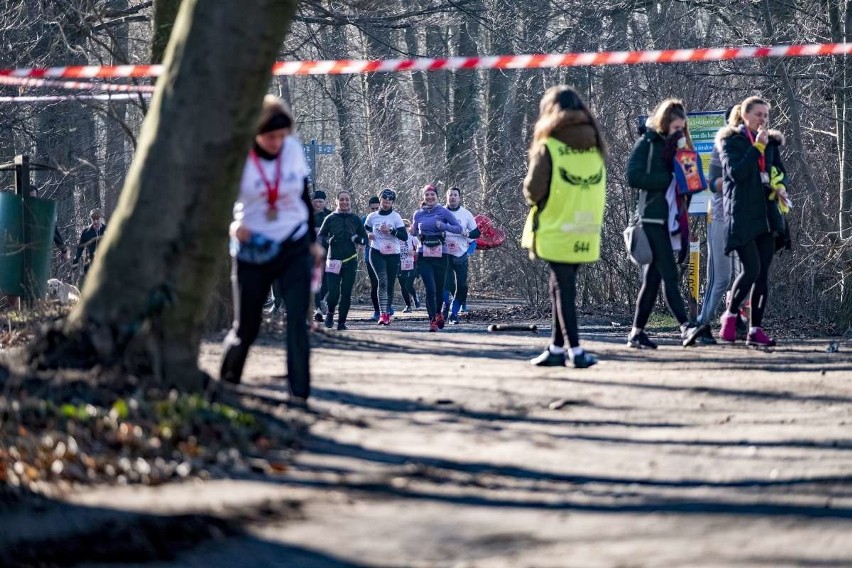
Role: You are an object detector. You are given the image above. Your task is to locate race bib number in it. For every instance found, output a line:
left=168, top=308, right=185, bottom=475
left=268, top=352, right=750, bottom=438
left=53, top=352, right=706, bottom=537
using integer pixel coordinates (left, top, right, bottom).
left=401, top=257, right=414, bottom=271
left=325, top=259, right=342, bottom=274
left=423, top=244, right=442, bottom=258
left=381, top=242, right=394, bottom=254
left=447, top=241, right=461, bottom=254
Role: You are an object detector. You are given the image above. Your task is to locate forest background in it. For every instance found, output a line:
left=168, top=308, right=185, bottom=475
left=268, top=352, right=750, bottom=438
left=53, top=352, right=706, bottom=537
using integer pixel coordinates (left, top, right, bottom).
left=2, top=0, right=851, bottom=332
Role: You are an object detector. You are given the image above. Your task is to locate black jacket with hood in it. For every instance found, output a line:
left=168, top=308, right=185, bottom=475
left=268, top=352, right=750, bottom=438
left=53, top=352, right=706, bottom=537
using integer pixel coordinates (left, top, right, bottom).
left=717, top=125, right=790, bottom=254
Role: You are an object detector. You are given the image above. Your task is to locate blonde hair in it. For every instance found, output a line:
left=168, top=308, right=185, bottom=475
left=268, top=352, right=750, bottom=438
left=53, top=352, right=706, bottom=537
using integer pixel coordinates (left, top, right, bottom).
left=738, top=96, right=770, bottom=124
left=727, top=104, right=743, bottom=127
left=529, top=85, right=607, bottom=159
left=256, top=94, right=294, bottom=134
left=647, top=98, right=694, bottom=148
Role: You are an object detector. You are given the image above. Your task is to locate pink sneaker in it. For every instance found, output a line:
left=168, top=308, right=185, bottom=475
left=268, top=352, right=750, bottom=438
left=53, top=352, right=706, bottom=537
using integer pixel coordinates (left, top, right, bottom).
left=379, top=313, right=391, bottom=326
left=720, top=312, right=738, bottom=342
left=747, top=327, right=776, bottom=347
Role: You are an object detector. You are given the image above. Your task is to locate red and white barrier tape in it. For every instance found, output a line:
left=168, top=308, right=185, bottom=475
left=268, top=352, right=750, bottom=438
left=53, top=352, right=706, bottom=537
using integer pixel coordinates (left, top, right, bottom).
left=0, top=43, right=850, bottom=81
left=0, top=75, right=154, bottom=93
left=0, top=93, right=151, bottom=103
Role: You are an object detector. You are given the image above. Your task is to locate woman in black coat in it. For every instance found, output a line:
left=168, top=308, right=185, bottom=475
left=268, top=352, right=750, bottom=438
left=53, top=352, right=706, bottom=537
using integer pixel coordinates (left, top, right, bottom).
left=717, top=95, right=790, bottom=347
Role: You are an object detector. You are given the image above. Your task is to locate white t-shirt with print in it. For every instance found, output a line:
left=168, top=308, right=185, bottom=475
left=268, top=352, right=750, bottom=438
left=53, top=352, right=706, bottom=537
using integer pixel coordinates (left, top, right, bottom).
left=365, top=210, right=406, bottom=256
left=233, top=136, right=310, bottom=243
left=444, top=206, right=477, bottom=258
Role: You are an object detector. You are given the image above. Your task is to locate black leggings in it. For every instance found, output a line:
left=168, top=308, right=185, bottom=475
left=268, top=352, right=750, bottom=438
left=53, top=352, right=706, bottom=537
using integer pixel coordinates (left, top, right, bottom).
left=326, top=259, right=357, bottom=325
left=729, top=231, right=775, bottom=327
left=633, top=223, right=688, bottom=329
left=220, top=237, right=311, bottom=398
left=398, top=269, right=419, bottom=308
left=366, top=249, right=379, bottom=314
left=418, top=254, right=449, bottom=319
left=369, top=250, right=400, bottom=314
left=549, top=262, right=581, bottom=349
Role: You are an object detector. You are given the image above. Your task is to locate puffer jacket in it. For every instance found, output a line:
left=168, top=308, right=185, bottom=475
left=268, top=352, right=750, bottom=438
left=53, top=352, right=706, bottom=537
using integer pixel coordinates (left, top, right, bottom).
left=717, top=125, right=790, bottom=254
left=626, top=128, right=673, bottom=222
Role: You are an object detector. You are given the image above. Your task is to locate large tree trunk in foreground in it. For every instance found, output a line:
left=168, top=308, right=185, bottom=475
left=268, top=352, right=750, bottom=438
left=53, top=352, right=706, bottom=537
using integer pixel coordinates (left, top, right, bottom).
left=29, top=0, right=298, bottom=389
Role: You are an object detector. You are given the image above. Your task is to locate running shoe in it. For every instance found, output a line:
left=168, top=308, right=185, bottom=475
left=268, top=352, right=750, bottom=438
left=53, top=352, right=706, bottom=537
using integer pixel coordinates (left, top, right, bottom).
left=336, top=322, right=348, bottom=331
left=448, top=314, right=460, bottom=325
left=627, top=330, right=657, bottom=349
left=371, top=311, right=380, bottom=322
left=324, top=313, right=334, bottom=329
left=571, top=351, right=598, bottom=369
left=435, top=313, right=445, bottom=329
left=747, top=327, right=776, bottom=347
left=429, top=318, right=438, bottom=332
left=696, top=326, right=717, bottom=345
left=402, top=306, right=412, bottom=313
left=530, top=349, right=565, bottom=367
left=414, top=299, right=421, bottom=309
left=378, top=313, right=390, bottom=326
left=720, top=312, right=738, bottom=342
left=313, top=309, right=324, bottom=322
left=390, top=306, right=395, bottom=316
left=682, top=323, right=705, bottom=347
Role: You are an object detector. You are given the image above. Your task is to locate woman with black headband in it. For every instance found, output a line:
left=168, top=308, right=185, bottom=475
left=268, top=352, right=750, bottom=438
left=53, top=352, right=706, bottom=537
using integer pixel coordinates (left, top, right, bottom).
left=220, top=95, right=324, bottom=408
left=364, top=188, right=408, bottom=326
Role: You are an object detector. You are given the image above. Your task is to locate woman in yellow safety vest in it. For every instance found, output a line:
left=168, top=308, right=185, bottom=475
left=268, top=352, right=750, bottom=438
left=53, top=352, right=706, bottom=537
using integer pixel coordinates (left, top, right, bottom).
left=522, top=85, right=607, bottom=368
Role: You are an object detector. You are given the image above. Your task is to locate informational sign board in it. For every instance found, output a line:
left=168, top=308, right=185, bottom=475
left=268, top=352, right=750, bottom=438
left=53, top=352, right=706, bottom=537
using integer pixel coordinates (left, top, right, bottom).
left=303, top=139, right=336, bottom=184
left=685, top=110, right=727, bottom=215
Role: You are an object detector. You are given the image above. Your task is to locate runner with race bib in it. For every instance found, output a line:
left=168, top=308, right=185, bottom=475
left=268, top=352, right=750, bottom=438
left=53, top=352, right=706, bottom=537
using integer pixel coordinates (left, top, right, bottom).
left=318, top=190, right=369, bottom=330
left=441, top=186, right=481, bottom=324
left=412, top=184, right=463, bottom=332
left=364, top=188, right=409, bottom=326
left=398, top=219, right=421, bottom=312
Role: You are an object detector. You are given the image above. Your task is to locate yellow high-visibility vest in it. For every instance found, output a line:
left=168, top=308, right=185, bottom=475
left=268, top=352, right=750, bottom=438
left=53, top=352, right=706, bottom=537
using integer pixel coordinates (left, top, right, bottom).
left=522, top=137, right=607, bottom=263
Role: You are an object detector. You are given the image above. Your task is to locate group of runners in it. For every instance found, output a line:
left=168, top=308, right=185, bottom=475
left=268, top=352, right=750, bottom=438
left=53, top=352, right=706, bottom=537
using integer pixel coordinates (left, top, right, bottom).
left=307, top=183, right=479, bottom=332
left=221, top=88, right=791, bottom=406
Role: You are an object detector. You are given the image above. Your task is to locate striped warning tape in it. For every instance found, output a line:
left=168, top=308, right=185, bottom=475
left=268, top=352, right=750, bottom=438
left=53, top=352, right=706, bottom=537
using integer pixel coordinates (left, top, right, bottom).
left=0, top=93, right=152, bottom=103
left=0, top=75, right=154, bottom=93
left=0, top=42, right=849, bottom=81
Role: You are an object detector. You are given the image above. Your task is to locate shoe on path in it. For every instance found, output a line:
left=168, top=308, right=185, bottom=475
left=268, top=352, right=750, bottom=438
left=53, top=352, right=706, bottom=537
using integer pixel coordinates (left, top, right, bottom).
left=530, top=349, right=566, bottom=367
left=627, top=330, right=657, bottom=349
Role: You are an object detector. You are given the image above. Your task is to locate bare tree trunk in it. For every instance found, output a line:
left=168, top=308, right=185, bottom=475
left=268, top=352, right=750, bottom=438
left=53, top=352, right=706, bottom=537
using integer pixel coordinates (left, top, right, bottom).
left=104, top=0, right=130, bottom=217
left=30, top=0, right=299, bottom=390
left=446, top=10, right=480, bottom=190
left=151, top=0, right=182, bottom=64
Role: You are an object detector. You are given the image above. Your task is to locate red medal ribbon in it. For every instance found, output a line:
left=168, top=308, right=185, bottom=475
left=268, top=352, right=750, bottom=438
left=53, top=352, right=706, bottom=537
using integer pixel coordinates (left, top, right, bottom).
left=249, top=149, right=282, bottom=216
left=743, top=126, right=766, bottom=173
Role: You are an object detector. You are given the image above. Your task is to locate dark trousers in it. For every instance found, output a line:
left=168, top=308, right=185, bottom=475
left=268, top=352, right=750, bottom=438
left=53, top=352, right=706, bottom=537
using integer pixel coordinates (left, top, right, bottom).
left=366, top=249, right=380, bottom=314
left=220, top=237, right=311, bottom=399
left=326, top=259, right=357, bottom=325
left=549, top=262, right=581, bottom=348
left=633, top=223, right=688, bottom=329
left=442, top=254, right=469, bottom=318
left=418, top=254, right=449, bottom=319
left=398, top=269, right=419, bottom=308
left=369, top=250, right=400, bottom=314
left=729, top=231, right=775, bottom=327
left=313, top=271, right=328, bottom=310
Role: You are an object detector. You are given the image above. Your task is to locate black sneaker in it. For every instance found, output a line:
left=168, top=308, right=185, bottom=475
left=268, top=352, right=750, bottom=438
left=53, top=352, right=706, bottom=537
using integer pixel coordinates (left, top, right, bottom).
left=696, top=325, right=717, bottom=345
left=336, top=322, right=348, bottom=331
left=627, top=330, right=658, bottom=349
left=530, top=349, right=566, bottom=367
left=324, top=313, right=334, bottom=329
left=313, top=309, right=324, bottom=322
left=571, top=351, right=598, bottom=368
left=682, top=323, right=705, bottom=347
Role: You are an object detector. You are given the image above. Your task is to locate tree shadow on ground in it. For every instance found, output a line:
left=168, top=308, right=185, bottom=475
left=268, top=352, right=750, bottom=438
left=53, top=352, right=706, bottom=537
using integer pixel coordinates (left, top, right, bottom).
left=0, top=492, right=368, bottom=568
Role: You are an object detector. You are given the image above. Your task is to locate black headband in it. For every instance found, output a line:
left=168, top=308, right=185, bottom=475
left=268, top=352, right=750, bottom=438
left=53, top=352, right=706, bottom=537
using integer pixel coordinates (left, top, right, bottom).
left=259, top=112, right=292, bottom=134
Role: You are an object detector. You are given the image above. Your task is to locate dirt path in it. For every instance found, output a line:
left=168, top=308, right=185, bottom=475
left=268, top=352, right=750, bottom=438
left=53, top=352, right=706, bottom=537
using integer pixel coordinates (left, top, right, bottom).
left=69, top=302, right=852, bottom=567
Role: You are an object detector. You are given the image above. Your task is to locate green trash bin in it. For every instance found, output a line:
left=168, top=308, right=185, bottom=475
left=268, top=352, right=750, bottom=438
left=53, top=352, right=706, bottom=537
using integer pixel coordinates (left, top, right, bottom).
left=22, top=196, right=57, bottom=301
left=0, top=191, right=57, bottom=302
left=0, top=191, right=25, bottom=296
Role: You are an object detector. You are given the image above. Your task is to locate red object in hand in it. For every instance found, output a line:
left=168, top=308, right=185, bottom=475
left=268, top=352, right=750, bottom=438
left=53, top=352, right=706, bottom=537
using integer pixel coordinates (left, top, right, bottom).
left=474, top=214, right=505, bottom=250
